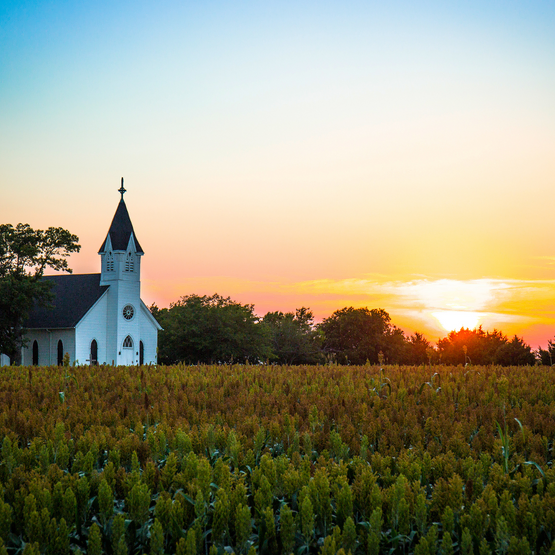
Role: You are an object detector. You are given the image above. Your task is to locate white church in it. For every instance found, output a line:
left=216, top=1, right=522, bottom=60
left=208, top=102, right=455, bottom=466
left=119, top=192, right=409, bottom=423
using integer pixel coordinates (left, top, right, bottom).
left=20, top=181, right=161, bottom=366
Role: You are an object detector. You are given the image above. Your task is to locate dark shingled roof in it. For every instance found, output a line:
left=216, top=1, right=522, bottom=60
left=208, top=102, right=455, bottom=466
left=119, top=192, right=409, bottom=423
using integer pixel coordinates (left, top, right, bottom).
left=98, top=199, right=144, bottom=254
left=25, top=274, right=109, bottom=329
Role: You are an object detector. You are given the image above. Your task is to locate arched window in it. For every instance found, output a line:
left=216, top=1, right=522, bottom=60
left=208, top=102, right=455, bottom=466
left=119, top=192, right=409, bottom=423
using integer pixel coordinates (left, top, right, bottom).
left=90, top=340, right=98, bottom=365
left=139, top=341, right=144, bottom=365
left=123, top=335, right=133, bottom=348
left=124, top=252, right=134, bottom=272
left=32, top=340, right=39, bottom=365
left=57, top=340, right=64, bottom=365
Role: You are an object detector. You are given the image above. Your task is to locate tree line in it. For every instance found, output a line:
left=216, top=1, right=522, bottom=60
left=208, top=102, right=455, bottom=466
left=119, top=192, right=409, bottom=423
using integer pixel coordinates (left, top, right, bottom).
left=150, top=294, right=539, bottom=366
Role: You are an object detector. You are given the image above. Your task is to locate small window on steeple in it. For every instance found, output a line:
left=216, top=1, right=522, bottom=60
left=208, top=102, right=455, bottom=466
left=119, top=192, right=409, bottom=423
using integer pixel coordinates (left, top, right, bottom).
left=124, top=252, right=134, bottom=272
left=106, top=252, right=114, bottom=272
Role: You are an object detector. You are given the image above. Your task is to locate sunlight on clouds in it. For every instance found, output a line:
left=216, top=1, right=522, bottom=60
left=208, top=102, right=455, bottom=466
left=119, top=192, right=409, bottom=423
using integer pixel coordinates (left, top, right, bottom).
left=384, top=279, right=512, bottom=333
left=289, top=277, right=516, bottom=334
left=387, top=279, right=512, bottom=311
left=431, top=310, right=482, bottom=332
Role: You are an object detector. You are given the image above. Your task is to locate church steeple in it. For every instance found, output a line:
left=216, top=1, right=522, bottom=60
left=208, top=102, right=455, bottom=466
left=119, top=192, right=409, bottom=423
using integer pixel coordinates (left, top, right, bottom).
left=99, top=179, right=144, bottom=254
left=96, top=179, right=150, bottom=365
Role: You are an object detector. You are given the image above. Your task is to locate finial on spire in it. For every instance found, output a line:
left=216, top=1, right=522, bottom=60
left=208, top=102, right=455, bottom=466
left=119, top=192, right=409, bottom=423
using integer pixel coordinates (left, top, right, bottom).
left=118, top=177, right=126, bottom=200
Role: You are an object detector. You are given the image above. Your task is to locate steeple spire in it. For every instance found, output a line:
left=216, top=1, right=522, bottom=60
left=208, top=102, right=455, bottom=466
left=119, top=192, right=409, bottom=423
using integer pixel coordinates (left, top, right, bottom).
left=98, top=179, right=144, bottom=254
left=118, top=177, right=126, bottom=200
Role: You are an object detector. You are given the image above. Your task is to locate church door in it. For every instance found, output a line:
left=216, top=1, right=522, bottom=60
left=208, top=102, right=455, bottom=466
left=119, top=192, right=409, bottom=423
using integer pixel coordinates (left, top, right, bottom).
left=122, top=335, right=134, bottom=365
left=90, top=340, right=98, bottom=365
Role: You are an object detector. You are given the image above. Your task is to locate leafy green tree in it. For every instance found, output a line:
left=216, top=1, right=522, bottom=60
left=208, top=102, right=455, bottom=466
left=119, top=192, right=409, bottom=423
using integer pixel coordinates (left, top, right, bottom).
left=386, top=325, right=409, bottom=364
left=537, top=337, right=555, bottom=365
left=494, top=335, right=536, bottom=366
left=0, top=224, right=80, bottom=362
left=437, top=327, right=504, bottom=365
left=151, top=294, right=272, bottom=364
left=405, top=332, right=432, bottom=365
left=437, top=327, right=534, bottom=366
left=319, top=307, right=406, bottom=364
left=262, top=307, right=322, bottom=364
left=537, top=345, right=553, bottom=365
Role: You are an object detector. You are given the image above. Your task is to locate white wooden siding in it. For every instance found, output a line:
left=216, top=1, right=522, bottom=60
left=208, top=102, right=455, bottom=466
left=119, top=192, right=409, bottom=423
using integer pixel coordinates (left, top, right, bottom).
left=75, top=291, right=108, bottom=364
left=23, top=329, right=76, bottom=365
left=139, top=302, right=160, bottom=364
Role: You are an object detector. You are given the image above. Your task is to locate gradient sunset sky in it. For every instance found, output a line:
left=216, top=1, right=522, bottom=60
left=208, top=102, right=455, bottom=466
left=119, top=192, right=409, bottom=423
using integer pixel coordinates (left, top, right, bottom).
left=2, top=1, right=555, bottom=347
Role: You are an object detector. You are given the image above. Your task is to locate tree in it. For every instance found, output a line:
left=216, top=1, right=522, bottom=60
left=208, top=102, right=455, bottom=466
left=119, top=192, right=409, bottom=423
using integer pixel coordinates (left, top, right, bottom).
left=437, top=327, right=534, bottom=366
left=437, top=327, right=501, bottom=365
left=0, top=224, right=80, bottom=362
left=494, top=335, right=536, bottom=366
left=262, top=307, right=322, bottom=365
left=151, top=294, right=272, bottom=364
left=405, top=332, right=432, bottom=365
left=537, top=338, right=555, bottom=365
left=319, top=307, right=406, bottom=365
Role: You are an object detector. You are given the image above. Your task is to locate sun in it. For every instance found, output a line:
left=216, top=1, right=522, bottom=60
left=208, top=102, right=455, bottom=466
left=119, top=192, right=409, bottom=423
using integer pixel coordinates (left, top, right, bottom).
left=394, top=279, right=497, bottom=333
left=432, top=310, right=482, bottom=332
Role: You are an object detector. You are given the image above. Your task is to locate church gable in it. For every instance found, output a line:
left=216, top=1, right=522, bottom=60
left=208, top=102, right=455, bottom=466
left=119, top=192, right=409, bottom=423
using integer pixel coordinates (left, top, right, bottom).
left=140, top=300, right=163, bottom=331
left=138, top=301, right=162, bottom=365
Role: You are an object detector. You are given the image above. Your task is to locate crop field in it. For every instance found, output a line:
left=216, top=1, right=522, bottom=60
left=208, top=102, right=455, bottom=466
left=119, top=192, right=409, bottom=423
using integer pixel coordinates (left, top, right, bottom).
left=0, top=363, right=554, bottom=555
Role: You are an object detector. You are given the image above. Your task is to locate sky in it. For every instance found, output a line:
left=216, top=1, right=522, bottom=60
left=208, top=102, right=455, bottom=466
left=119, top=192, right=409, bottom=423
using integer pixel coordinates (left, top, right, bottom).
left=2, top=1, right=555, bottom=347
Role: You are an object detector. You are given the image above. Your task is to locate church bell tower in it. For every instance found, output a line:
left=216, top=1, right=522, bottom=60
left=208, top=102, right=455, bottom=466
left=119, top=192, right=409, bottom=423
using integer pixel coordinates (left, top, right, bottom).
left=98, top=179, right=144, bottom=365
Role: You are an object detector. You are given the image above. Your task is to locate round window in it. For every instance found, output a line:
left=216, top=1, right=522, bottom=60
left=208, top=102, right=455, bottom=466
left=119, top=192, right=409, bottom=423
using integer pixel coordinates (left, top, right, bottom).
left=122, top=304, right=135, bottom=320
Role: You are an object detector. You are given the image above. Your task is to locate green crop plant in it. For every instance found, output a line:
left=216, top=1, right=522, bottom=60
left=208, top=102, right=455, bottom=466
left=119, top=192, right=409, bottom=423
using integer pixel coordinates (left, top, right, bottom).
left=0, top=363, right=554, bottom=553
left=368, top=368, right=391, bottom=397
left=419, top=371, right=441, bottom=394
